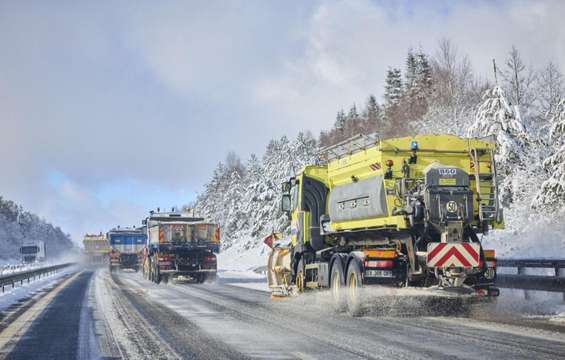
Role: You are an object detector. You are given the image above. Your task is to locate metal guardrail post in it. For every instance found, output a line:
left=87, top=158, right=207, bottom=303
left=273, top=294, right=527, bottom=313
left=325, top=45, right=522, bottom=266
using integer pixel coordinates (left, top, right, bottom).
left=516, top=266, right=530, bottom=300
left=558, top=267, right=565, bottom=302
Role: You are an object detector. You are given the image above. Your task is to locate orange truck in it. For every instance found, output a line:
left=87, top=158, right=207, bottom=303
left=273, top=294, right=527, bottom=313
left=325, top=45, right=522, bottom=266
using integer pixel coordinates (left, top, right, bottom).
left=141, top=211, right=220, bottom=284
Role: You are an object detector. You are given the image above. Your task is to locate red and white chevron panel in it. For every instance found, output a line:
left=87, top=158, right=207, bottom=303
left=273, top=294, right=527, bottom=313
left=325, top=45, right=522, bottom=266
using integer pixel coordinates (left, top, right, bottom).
left=426, top=243, right=480, bottom=268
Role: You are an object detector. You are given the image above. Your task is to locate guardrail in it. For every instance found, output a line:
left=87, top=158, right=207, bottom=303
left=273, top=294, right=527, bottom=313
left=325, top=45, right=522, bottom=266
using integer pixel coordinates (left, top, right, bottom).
left=0, top=263, right=74, bottom=292
left=496, top=259, right=565, bottom=295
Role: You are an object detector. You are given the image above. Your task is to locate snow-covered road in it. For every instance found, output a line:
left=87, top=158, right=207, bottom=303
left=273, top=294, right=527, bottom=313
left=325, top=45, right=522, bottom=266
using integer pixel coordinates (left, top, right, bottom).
left=1, top=268, right=565, bottom=359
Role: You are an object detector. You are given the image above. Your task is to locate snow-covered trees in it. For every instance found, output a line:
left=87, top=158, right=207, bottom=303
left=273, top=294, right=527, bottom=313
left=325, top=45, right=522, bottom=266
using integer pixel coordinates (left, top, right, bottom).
left=194, top=41, right=565, bottom=260
left=0, top=197, right=74, bottom=261
left=417, top=39, right=485, bottom=135
left=533, top=100, right=565, bottom=212
left=195, top=132, right=318, bottom=252
left=468, top=86, right=530, bottom=204
left=535, top=62, right=564, bottom=137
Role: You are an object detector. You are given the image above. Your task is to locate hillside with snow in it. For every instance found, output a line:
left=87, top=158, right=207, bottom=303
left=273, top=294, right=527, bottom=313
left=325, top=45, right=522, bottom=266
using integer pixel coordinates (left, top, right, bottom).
left=194, top=43, right=565, bottom=269
left=0, top=197, right=75, bottom=263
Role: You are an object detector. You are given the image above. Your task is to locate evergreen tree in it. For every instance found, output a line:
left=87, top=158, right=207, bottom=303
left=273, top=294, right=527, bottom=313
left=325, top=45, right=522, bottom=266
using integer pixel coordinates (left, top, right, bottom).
left=334, top=109, right=346, bottom=130
left=468, top=86, right=530, bottom=204
left=366, top=95, right=381, bottom=127
left=533, top=99, right=565, bottom=212
left=347, top=104, right=360, bottom=122
left=405, top=50, right=417, bottom=91
left=415, top=51, right=432, bottom=94
left=384, top=67, right=403, bottom=107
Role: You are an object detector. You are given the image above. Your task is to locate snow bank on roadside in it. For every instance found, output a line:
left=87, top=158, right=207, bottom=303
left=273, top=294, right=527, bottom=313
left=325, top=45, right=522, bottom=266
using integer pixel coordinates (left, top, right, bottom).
left=217, top=239, right=269, bottom=271
left=216, top=241, right=270, bottom=292
left=0, top=267, right=73, bottom=312
left=217, top=270, right=269, bottom=292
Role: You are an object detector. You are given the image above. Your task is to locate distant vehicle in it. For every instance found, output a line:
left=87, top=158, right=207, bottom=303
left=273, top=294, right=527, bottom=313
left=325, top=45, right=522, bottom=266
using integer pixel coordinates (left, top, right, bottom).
left=142, top=211, right=220, bottom=284
left=107, top=226, right=147, bottom=272
left=83, top=233, right=111, bottom=265
left=19, top=241, right=46, bottom=263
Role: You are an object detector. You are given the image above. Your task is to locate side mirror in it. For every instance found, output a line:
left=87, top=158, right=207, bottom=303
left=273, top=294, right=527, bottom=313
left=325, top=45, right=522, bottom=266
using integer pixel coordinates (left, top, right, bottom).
left=281, top=181, right=291, bottom=193
left=142, top=219, right=147, bottom=225
left=281, top=194, right=291, bottom=213
left=320, top=214, right=331, bottom=235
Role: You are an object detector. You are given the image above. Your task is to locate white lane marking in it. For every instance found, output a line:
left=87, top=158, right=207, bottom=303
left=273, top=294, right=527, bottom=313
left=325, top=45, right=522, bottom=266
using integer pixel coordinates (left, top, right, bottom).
left=291, top=351, right=319, bottom=360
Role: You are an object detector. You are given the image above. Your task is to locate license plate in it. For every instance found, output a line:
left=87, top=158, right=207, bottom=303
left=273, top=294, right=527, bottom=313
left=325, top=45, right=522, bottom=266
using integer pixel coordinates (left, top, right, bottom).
left=365, top=269, right=393, bottom=278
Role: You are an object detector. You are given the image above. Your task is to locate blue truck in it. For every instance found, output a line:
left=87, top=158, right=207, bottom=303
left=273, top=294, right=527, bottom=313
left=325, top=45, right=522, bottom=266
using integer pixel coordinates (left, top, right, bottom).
left=107, top=226, right=147, bottom=272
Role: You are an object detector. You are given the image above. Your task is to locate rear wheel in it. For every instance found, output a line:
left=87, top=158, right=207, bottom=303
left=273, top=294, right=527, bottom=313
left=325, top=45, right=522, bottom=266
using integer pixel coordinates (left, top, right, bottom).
left=295, top=259, right=305, bottom=293
left=330, top=259, right=346, bottom=312
left=153, top=262, right=161, bottom=284
left=346, top=260, right=364, bottom=316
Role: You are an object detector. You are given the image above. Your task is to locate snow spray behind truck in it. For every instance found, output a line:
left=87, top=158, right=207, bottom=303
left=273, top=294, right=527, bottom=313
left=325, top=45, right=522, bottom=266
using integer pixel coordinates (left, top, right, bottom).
left=265, top=134, right=503, bottom=315
left=107, top=226, right=147, bottom=272
left=142, top=211, right=220, bottom=284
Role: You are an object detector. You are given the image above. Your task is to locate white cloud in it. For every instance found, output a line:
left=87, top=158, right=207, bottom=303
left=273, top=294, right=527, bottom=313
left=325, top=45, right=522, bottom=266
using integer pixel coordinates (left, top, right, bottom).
left=254, top=0, right=565, bottom=135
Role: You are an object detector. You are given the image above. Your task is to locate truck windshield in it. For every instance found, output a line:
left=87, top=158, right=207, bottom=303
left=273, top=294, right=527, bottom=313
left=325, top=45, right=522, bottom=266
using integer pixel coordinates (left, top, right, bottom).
left=20, top=246, right=39, bottom=254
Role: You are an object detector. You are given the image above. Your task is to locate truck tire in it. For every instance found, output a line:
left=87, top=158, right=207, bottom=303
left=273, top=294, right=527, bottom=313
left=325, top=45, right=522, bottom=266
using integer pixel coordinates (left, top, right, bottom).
left=330, top=259, right=346, bottom=312
left=295, top=259, right=305, bottom=293
left=346, top=260, right=364, bottom=316
left=154, top=264, right=161, bottom=284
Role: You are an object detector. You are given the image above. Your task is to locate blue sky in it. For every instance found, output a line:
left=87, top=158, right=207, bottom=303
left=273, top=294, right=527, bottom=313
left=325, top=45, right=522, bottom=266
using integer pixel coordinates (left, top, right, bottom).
left=1, top=0, right=563, bottom=242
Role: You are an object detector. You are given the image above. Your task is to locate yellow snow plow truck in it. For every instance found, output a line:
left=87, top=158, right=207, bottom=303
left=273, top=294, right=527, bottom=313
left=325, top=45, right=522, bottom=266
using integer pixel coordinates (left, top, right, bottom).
left=265, top=133, right=503, bottom=314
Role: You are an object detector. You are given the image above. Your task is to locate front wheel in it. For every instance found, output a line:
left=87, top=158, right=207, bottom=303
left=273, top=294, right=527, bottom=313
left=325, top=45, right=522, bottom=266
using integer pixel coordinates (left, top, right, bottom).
left=330, top=259, right=346, bottom=312
left=346, top=260, right=364, bottom=316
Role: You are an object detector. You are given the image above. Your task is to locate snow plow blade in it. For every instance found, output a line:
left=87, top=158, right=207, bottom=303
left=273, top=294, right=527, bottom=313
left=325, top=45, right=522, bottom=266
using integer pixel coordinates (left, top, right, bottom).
left=264, top=233, right=296, bottom=298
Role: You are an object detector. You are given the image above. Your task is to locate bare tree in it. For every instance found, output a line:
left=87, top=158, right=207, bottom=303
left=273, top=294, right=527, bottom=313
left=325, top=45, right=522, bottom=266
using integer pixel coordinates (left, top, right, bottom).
left=501, top=46, right=537, bottom=107
left=431, top=38, right=458, bottom=108
left=536, top=61, right=564, bottom=119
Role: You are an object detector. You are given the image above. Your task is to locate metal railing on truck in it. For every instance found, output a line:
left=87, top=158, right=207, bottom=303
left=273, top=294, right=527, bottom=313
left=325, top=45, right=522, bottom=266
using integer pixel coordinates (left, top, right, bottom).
left=0, top=263, right=74, bottom=292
